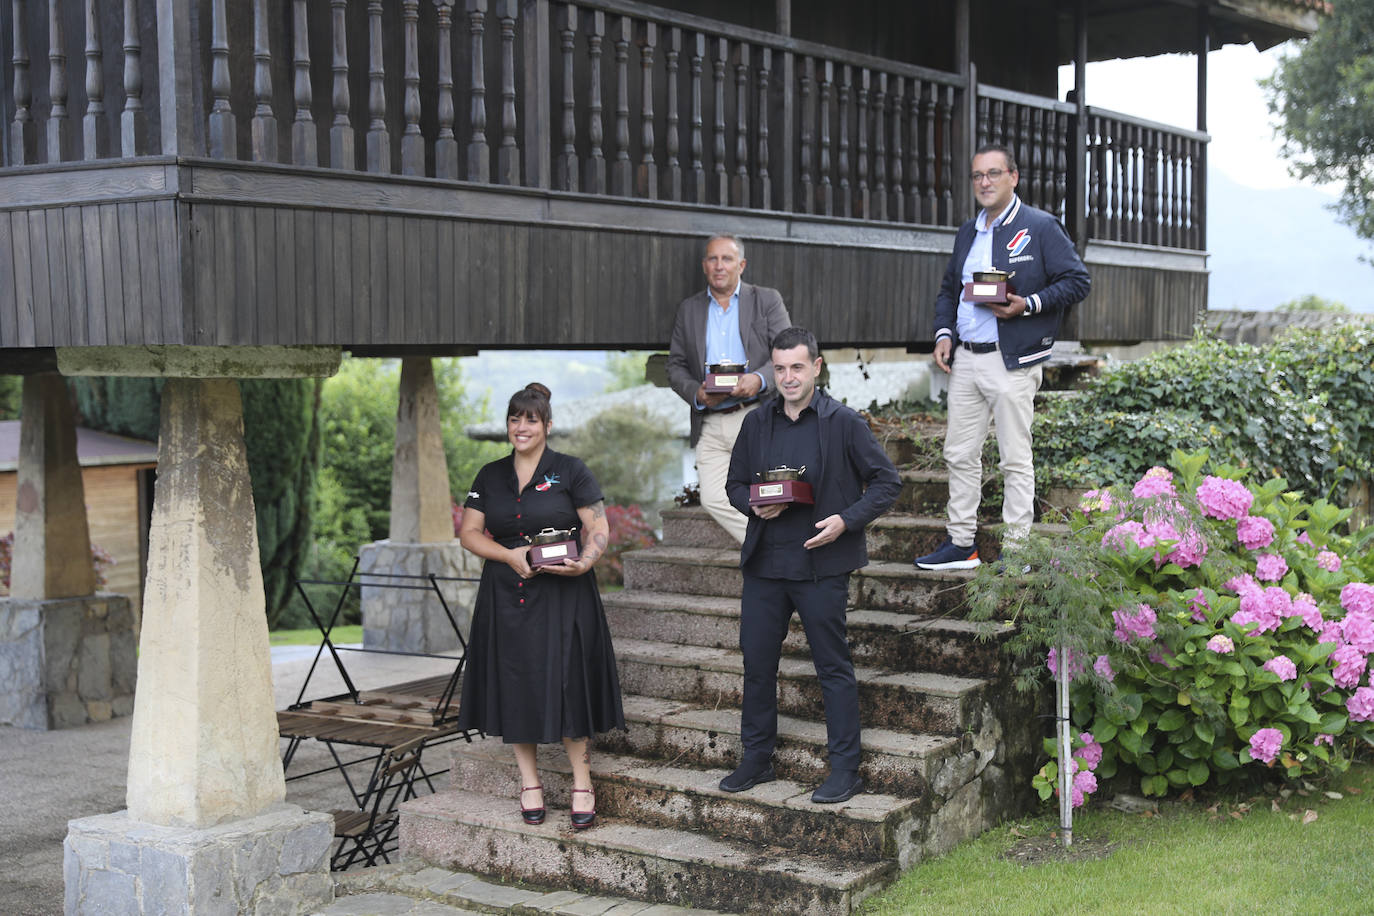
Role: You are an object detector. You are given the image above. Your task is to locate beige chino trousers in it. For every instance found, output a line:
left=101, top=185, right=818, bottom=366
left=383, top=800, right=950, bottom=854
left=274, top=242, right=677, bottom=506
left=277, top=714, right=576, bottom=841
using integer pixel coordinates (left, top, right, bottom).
left=695, top=403, right=758, bottom=544
left=943, top=349, right=1042, bottom=547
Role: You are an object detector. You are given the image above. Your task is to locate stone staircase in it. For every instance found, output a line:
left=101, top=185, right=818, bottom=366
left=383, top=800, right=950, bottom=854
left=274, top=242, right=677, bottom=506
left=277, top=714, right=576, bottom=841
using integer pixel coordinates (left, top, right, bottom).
left=398, top=456, right=1043, bottom=915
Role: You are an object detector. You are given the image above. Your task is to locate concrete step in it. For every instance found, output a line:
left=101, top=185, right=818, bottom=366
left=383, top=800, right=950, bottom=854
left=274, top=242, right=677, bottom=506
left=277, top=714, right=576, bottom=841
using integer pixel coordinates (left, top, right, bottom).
left=446, top=740, right=919, bottom=863
left=597, top=694, right=969, bottom=798
left=621, top=546, right=975, bottom=615
left=400, top=790, right=896, bottom=916
left=613, top=637, right=991, bottom=735
left=602, top=590, right=1008, bottom=678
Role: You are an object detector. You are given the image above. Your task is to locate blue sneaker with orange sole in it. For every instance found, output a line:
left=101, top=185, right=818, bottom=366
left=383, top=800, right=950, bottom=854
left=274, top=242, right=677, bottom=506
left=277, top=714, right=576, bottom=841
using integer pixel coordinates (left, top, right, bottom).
left=913, top=537, right=981, bottom=571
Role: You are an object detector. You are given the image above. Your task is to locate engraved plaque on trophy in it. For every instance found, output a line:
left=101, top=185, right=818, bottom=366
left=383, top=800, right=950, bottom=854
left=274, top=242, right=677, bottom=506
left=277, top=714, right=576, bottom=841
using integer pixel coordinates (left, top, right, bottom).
left=963, top=269, right=1013, bottom=304
left=704, top=360, right=748, bottom=395
left=528, top=527, right=580, bottom=568
left=748, top=466, right=815, bottom=506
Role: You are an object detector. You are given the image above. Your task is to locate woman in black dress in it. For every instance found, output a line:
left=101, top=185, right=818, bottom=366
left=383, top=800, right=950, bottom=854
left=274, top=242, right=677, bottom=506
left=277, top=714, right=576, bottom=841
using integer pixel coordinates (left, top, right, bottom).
left=456, top=382, right=625, bottom=829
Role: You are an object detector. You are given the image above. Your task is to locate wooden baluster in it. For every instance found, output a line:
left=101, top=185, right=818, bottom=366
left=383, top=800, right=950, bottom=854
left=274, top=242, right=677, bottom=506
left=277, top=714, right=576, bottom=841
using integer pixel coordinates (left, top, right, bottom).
left=938, top=84, right=953, bottom=224
left=837, top=64, right=851, bottom=218
left=584, top=10, right=605, bottom=194
left=756, top=47, right=771, bottom=210
left=712, top=38, right=727, bottom=204
left=1190, top=139, right=1203, bottom=249
left=251, top=0, right=278, bottom=162
left=1094, top=116, right=1107, bottom=241
left=434, top=0, right=459, bottom=179
left=401, top=0, right=423, bottom=174
left=1172, top=135, right=1185, bottom=248
left=1157, top=132, right=1170, bottom=247
left=610, top=16, right=631, bottom=196
left=466, top=0, right=489, bottom=181
left=1130, top=124, right=1142, bottom=243
left=329, top=0, right=354, bottom=170
left=9, top=0, right=36, bottom=164
left=82, top=0, right=106, bottom=159
left=688, top=33, right=704, bottom=203
left=976, top=94, right=988, bottom=147
left=1054, top=110, right=1068, bottom=222
left=855, top=69, right=869, bottom=218
left=637, top=21, right=657, bottom=199
left=799, top=56, right=814, bottom=214
left=556, top=4, right=577, bottom=191
left=291, top=0, right=317, bottom=167
left=365, top=0, right=390, bottom=172
left=906, top=80, right=920, bottom=222
left=1109, top=121, right=1122, bottom=240
left=1031, top=107, right=1045, bottom=207
left=921, top=80, right=936, bottom=224
left=207, top=0, right=235, bottom=159
left=732, top=43, right=749, bottom=208
left=497, top=0, right=519, bottom=184
left=664, top=27, right=681, bottom=201
left=889, top=76, right=903, bottom=223
left=1017, top=104, right=1030, bottom=206
left=816, top=59, right=832, bottom=216
left=873, top=73, right=889, bottom=221
left=1144, top=129, right=1158, bottom=245
left=990, top=98, right=1002, bottom=146
left=48, top=0, right=72, bottom=161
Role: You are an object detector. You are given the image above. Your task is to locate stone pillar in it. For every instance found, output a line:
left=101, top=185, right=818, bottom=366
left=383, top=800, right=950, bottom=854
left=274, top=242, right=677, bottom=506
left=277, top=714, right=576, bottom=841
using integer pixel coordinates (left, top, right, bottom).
left=361, top=358, right=472, bottom=652
left=1, top=374, right=137, bottom=730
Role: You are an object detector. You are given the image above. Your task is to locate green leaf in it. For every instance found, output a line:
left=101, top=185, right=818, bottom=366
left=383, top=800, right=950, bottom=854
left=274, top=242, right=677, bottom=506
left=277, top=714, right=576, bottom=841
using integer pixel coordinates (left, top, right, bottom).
left=1212, top=747, right=1241, bottom=771
left=1166, top=767, right=1191, bottom=787
left=1152, top=774, right=1170, bottom=796
left=1187, top=761, right=1211, bottom=786
left=1319, top=713, right=1349, bottom=734
left=1157, top=709, right=1187, bottom=731
left=1090, top=720, right=1118, bottom=744
left=1194, top=719, right=1216, bottom=744
left=1118, top=727, right=1143, bottom=755
left=1138, top=753, right=1158, bottom=774
left=1228, top=702, right=1249, bottom=728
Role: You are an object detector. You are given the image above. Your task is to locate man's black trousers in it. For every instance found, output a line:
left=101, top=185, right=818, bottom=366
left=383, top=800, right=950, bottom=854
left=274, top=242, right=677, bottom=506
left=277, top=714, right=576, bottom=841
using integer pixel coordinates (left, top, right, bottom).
left=738, top=572, right=860, bottom=771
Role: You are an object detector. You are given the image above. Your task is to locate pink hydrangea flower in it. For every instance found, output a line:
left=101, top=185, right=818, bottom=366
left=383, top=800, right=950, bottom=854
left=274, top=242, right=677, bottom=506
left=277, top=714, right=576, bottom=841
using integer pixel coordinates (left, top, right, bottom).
left=1249, top=727, right=1283, bottom=764
left=1078, top=489, right=1113, bottom=514
left=1232, top=586, right=1290, bottom=634
left=1317, top=550, right=1342, bottom=572
left=1318, top=619, right=1345, bottom=647
left=1297, top=531, right=1314, bottom=547
left=1132, top=467, right=1177, bottom=499
left=1290, top=593, right=1322, bottom=631
left=1102, top=520, right=1148, bottom=552
left=1188, top=589, right=1211, bottom=623
left=1315, top=733, right=1334, bottom=746
left=1341, top=613, right=1374, bottom=654
left=1047, top=647, right=1085, bottom=680
left=1196, top=476, right=1253, bottom=520
left=1347, top=687, right=1374, bottom=723
left=1262, top=655, right=1298, bottom=681
left=1331, top=644, right=1368, bottom=688
left=1113, top=603, right=1158, bottom=642
left=1225, top=573, right=1262, bottom=596
left=1078, top=733, right=1103, bottom=770
left=1341, top=583, right=1374, bottom=617
left=1206, top=634, right=1235, bottom=654
left=1236, top=516, right=1276, bottom=550
left=1255, top=553, right=1288, bottom=582
left=1072, top=768, right=1098, bottom=798
left=1093, top=654, right=1115, bottom=683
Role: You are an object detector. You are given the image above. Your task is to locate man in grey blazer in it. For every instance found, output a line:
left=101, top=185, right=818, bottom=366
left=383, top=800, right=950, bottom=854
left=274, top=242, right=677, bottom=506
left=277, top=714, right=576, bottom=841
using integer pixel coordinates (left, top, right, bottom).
left=667, top=235, right=791, bottom=543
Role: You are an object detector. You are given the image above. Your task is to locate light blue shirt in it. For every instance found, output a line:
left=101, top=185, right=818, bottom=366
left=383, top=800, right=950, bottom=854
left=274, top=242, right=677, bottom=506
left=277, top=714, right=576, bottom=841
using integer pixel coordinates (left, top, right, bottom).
left=955, top=198, right=1017, bottom=344
left=697, top=283, right=768, bottom=410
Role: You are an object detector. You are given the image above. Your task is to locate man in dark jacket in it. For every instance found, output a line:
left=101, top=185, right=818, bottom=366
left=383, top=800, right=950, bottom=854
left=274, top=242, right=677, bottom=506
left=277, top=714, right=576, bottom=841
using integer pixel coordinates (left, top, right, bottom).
left=914, top=144, right=1090, bottom=571
left=721, top=327, right=901, bottom=804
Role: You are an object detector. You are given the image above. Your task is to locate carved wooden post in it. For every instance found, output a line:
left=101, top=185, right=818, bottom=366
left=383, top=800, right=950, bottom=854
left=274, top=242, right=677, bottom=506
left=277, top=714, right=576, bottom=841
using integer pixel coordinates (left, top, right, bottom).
left=584, top=10, right=605, bottom=193
left=1033, top=108, right=1046, bottom=207
left=329, top=0, right=354, bottom=169
left=556, top=4, right=577, bottom=191
left=890, top=76, right=903, bottom=223
left=799, top=56, right=814, bottom=214
left=496, top=0, right=519, bottom=184
left=688, top=32, right=704, bottom=203
left=1055, top=110, right=1068, bottom=222
left=251, top=0, right=278, bottom=162
left=938, top=84, right=953, bottom=224
left=82, top=0, right=107, bottom=159
left=906, top=81, right=919, bottom=222
left=366, top=0, right=391, bottom=172
left=921, top=81, right=936, bottom=224
left=755, top=47, right=770, bottom=210
left=1017, top=104, right=1030, bottom=206
left=434, top=0, right=459, bottom=179
left=521, top=0, right=551, bottom=189
left=9, top=0, right=37, bottom=164
left=637, top=21, right=657, bottom=199
left=990, top=98, right=1002, bottom=145
left=816, top=59, right=831, bottom=216
left=855, top=69, right=869, bottom=219
left=401, top=0, right=423, bottom=174
left=48, top=0, right=72, bottom=161
left=872, top=72, right=887, bottom=221
left=664, top=27, right=681, bottom=201
left=611, top=16, right=631, bottom=196
left=837, top=64, right=851, bottom=218
left=207, top=0, right=236, bottom=159
left=291, top=0, right=317, bottom=167
left=712, top=38, right=727, bottom=204
left=466, top=0, right=489, bottom=181
left=976, top=95, right=988, bottom=147
left=731, top=42, right=749, bottom=208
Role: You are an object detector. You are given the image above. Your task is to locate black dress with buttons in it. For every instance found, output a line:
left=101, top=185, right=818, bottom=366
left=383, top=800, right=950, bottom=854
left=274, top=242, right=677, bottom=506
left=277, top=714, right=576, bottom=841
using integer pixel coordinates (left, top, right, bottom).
left=456, top=448, right=626, bottom=743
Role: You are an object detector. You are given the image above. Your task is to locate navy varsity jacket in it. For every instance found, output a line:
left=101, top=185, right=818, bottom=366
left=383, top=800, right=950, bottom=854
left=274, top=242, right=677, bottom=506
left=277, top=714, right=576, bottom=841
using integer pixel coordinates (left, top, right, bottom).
left=932, top=196, right=1090, bottom=370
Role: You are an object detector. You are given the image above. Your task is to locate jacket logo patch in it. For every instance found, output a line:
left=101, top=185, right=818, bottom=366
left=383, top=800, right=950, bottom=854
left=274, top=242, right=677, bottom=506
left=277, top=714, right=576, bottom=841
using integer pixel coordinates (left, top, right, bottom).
left=534, top=472, right=560, bottom=492
left=1006, top=229, right=1031, bottom=257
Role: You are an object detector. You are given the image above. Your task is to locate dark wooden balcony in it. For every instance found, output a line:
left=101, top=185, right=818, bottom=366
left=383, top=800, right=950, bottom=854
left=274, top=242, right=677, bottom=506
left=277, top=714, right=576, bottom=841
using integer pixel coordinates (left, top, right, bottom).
left=1, top=0, right=1241, bottom=355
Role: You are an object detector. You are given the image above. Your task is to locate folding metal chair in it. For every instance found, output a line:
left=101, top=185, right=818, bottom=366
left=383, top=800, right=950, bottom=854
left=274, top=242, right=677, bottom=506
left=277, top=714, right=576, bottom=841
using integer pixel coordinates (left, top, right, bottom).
left=329, top=733, right=429, bottom=870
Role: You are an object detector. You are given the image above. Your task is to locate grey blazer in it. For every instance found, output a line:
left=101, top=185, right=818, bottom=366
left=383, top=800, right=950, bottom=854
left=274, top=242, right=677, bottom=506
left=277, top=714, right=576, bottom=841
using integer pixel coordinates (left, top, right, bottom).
left=666, top=283, right=791, bottom=446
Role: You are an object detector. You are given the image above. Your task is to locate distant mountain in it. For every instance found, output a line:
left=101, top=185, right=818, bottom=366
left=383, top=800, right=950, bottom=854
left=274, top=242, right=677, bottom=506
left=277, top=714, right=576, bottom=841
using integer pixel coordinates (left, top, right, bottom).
left=458, top=350, right=616, bottom=421
left=1207, top=171, right=1374, bottom=312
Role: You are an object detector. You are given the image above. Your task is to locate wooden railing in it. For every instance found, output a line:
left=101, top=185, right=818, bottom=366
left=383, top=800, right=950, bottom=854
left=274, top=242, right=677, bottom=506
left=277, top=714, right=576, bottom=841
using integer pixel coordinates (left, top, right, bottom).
left=2, top=0, right=1205, bottom=248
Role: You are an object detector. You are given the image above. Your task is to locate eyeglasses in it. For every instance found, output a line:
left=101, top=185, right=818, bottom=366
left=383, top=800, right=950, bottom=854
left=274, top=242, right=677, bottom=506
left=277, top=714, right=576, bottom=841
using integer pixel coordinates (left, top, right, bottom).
left=969, top=168, right=1008, bottom=183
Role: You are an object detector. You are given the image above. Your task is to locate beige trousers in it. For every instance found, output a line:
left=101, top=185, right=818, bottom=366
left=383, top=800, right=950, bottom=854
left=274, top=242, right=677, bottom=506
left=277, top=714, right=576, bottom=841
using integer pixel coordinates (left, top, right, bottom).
left=943, top=349, right=1042, bottom=546
left=696, top=404, right=758, bottom=544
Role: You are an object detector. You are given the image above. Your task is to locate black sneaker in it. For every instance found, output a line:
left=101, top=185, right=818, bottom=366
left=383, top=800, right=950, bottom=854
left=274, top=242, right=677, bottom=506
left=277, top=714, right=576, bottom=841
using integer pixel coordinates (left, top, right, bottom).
left=811, top=769, right=864, bottom=804
left=719, top=759, right=776, bottom=793
left=913, top=537, right=981, bottom=570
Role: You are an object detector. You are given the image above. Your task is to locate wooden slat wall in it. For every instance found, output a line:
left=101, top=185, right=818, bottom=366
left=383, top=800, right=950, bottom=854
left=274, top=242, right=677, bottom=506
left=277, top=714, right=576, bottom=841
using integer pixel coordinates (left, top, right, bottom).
left=1069, top=263, right=1204, bottom=344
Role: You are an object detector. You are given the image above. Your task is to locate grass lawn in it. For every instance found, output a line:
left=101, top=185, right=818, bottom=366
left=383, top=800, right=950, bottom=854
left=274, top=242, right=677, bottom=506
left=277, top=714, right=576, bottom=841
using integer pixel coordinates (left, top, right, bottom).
left=268, top=625, right=362, bottom=646
left=860, top=762, right=1374, bottom=915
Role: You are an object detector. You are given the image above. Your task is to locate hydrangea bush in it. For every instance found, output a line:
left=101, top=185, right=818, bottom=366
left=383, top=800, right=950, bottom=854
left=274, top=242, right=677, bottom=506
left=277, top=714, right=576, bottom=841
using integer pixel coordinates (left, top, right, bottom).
left=969, top=449, right=1374, bottom=800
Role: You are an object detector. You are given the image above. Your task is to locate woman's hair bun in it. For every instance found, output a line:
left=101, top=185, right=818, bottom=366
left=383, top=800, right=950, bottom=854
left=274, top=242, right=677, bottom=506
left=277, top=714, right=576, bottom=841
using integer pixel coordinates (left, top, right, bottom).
left=524, top=382, right=551, bottom=399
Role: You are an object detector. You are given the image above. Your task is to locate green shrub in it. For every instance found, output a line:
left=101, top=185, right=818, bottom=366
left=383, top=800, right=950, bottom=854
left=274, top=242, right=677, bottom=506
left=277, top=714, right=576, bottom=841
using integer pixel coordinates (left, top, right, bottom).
left=565, top=405, right=678, bottom=514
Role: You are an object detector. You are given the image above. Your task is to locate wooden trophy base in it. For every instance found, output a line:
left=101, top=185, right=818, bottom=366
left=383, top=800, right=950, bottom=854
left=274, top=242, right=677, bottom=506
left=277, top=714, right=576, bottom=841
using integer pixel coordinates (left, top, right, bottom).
left=530, top=539, right=580, bottom=568
left=749, top=480, right=815, bottom=506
